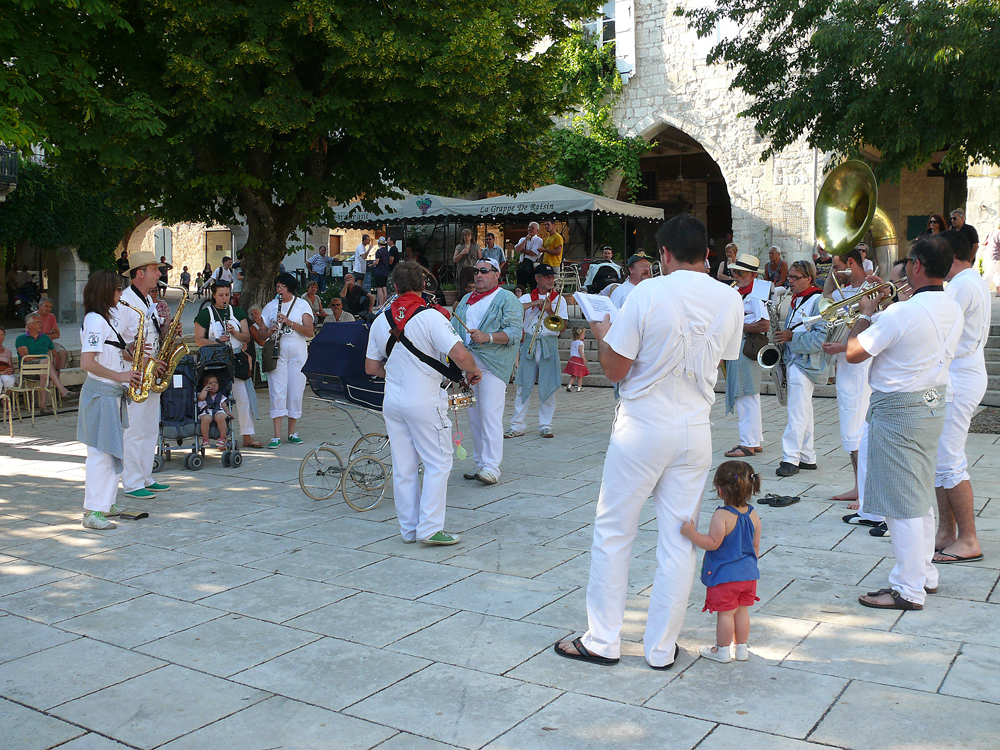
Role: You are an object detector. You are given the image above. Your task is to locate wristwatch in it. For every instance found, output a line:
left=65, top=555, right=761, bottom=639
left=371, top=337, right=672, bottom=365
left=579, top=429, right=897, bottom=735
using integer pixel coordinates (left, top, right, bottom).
left=857, top=314, right=873, bottom=324
left=489, top=333, right=494, bottom=344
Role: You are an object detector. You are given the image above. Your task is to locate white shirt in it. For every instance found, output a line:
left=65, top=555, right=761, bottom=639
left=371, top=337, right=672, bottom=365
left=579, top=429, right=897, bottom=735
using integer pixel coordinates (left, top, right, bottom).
left=118, top=285, right=162, bottom=354
left=742, top=295, right=766, bottom=325
left=857, top=291, right=963, bottom=392
left=570, top=339, right=585, bottom=359
left=519, top=291, right=568, bottom=336
left=584, top=261, right=622, bottom=287
left=516, top=235, right=543, bottom=263
left=609, top=279, right=637, bottom=309
left=81, top=311, right=128, bottom=386
left=354, top=243, right=369, bottom=275
left=262, top=296, right=312, bottom=359
left=604, top=270, right=743, bottom=402
left=366, top=307, right=462, bottom=402
left=863, top=259, right=874, bottom=275
left=462, top=294, right=492, bottom=345
left=212, top=267, right=234, bottom=284
left=946, top=268, right=991, bottom=364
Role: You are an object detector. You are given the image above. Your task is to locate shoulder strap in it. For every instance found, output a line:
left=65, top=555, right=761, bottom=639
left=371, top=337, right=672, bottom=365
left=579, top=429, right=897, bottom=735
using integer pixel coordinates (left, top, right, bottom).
left=383, top=308, right=463, bottom=383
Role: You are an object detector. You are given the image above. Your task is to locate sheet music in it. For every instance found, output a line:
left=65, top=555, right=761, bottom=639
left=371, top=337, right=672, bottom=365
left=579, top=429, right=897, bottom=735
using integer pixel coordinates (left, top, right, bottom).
left=573, top=291, right=620, bottom=323
left=749, top=279, right=772, bottom=302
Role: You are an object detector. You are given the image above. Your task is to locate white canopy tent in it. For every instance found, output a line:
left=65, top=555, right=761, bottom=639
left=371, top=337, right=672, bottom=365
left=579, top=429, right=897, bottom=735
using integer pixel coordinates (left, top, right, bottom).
left=446, top=183, right=664, bottom=222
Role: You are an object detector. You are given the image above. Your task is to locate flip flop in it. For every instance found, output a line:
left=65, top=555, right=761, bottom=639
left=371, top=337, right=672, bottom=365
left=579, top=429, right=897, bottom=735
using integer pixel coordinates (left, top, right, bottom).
left=770, top=495, right=800, bottom=507
left=553, top=637, right=619, bottom=666
left=842, top=513, right=880, bottom=527
left=243, top=441, right=264, bottom=449
left=724, top=446, right=756, bottom=458
left=933, top=551, right=984, bottom=564
left=759, top=494, right=780, bottom=506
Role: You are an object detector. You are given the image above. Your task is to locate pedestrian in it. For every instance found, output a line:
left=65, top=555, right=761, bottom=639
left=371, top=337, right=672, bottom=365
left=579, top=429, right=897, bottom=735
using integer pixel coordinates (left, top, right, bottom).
left=179, top=266, right=191, bottom=295
left=563, top=327, right=590, bottom=392
left=680, top=460, right=762, bottom=663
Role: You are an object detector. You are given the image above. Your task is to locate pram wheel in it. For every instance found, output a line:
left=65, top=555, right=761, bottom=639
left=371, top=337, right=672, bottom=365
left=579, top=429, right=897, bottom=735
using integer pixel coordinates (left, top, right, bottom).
left=343, top=456, right=387, bottom=511
left=185, top=453, right=204, bottom=471
left=349, top=432, right=390, bottom=463
left=221, top=451, right=232, bottom=468
left=152, top=455, right=164, bottom=473
left=299, top=446, right=344, bottom=501
left=231, top=451, right=243, bottom=468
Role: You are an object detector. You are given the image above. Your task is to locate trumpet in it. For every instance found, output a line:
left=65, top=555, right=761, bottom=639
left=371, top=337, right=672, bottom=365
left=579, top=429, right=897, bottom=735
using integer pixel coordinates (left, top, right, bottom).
left=527, top=277, right=567, bottom=357
left=802, top=279, right=910, bottom=329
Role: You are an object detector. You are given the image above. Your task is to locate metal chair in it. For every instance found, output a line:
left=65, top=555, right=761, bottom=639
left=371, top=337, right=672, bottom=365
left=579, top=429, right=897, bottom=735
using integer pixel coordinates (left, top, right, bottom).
left=10, top=356, right=59, bottom=425
left=0, top=392, right=12, bottom=437
left=557, top=264, right=582, bottom=295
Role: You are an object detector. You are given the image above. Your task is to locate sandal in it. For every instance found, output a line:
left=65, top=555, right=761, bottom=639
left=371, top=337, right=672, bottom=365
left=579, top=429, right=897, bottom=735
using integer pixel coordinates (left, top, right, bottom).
left=858, top=589, right=922, bottom=610
left=768, top=495, right=800, bottom=507
left=243, top=440, right=264, bottom=449
left=39, top=407, right=54, bottom=416
left=553, top=637, right=619, bottom=666
left=724, top=446, right=756, bottom=458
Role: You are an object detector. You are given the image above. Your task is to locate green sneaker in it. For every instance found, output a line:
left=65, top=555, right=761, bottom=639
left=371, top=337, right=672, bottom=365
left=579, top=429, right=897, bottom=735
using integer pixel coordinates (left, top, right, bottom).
left=268, top=438, right=281, bottom=449
left=106, top=504, right=122, bottom=517
left=421, top=531, right=461, bottom=546
left=145, top=482, right=170, bottom=492
left=287, top=434, right=304, bottom=445
left=123, top=488, right=155, bottom=500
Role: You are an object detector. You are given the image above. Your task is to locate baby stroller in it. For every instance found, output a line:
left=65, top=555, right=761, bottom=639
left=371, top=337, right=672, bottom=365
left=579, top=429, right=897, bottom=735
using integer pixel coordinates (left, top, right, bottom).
left=155, top=345, right=243, bottom=471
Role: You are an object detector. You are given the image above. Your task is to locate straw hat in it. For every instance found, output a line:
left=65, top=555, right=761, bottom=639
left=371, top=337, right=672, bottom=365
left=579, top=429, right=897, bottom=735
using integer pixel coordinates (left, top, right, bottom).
left=729, top=254, right=761, bottom=274
left=121, top=251, right=164, bottom=275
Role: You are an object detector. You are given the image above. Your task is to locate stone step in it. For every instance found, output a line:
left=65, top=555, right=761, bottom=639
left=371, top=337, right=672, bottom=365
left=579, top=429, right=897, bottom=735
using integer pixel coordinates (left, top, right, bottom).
left=988, top=361, right=1000, bottom=376
left=982, top=391, right=1000, bottom=407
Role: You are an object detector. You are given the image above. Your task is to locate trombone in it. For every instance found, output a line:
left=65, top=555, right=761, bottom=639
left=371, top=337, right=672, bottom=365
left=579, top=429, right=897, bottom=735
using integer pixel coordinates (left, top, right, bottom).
left=527, top=277, right=567, bottom=356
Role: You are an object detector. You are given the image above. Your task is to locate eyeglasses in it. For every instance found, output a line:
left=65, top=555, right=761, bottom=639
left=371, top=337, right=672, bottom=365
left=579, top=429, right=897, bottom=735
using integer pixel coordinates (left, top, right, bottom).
left=474, top=268, right=495, bottom=275
left=787, top=274, right=806, bottom=281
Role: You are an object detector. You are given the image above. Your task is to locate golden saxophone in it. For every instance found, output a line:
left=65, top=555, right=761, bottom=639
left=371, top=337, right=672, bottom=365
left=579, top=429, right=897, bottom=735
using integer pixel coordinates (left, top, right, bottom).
left=150, top=285, right=190, bottom=393
left=118, top=301, right=150, bottom=403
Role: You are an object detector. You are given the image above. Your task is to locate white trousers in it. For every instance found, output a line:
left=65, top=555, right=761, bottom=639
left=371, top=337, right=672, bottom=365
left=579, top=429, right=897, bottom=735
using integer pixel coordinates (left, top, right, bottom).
left=383, top=392, right=453, bottom=541
left=511, top=385, right=556, bottom=432
left=84, top=447, right=119, bottom=513
left=836, top=357, right=871, bottom=453
left=885, top=508, right=938, bottom=606
left=735, top=394, right=762, bottom=448
left=583, top=380, right=712, bottom=666
left=232, top=378, right=255, bottom=436
left=467, top=363, right=506, bottom=476
left=935, top=365, right=987, bottom=488
left=781, top=365, right=816, bottom=465
left=122, top=392, right=160, bottom=492
left=856, top=422, right=884, bottom=523
left=268, top=353, right=307, bottom=419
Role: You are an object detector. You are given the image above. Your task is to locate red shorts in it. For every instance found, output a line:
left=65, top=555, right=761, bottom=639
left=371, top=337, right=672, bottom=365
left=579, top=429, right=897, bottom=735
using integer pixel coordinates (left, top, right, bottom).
left=703, top=580, right=759, bottom=613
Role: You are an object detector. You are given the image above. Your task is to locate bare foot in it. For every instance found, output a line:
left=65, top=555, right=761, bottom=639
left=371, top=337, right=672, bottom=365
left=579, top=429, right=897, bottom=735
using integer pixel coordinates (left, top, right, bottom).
left=847, top=501, right=859, bottom=511
left=935, top=534, right=957, bottom=552
left=831, top=488, right=859, bottom=502
left=934, top=542, right=983, bottom=562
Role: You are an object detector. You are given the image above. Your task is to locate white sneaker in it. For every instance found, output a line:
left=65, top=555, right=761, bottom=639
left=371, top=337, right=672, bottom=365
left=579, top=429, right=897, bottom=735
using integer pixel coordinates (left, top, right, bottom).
left=734, top=643, right=749, bottom=661
left=106, top=504, right=122, bottom=517
left=504, top=429, right=524, bottom=438
left=699, top=644, right=732, bottom=663
left=476, top=470, right=499, bottom=485
left=82, top=511, right=117, bottom=530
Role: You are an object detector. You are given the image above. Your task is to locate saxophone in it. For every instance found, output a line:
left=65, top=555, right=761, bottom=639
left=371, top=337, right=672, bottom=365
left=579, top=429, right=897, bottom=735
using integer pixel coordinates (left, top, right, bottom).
left=119, top=301, right=150, bottom=402
left=150, top=285, right=190, bottom=393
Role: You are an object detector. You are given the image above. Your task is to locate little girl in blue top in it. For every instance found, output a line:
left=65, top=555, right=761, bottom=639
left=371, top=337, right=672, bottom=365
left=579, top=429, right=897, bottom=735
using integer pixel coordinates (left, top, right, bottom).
left=681, top=460, right=762, bottom=663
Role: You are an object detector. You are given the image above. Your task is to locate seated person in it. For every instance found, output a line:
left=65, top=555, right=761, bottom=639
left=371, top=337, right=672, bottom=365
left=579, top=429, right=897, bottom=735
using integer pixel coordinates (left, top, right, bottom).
left=197, top=374, right=232, bottom=449
left=36, top=298, right=68, bottom=372
left=327, top=297, right=355, bottom=323
left=302, top=280, right=328, bottom=326
left=16, top=312, right=70, bottom=414
left=0, top=325, right=15, bottom=393
left=340, top=273, right=375, bottom=317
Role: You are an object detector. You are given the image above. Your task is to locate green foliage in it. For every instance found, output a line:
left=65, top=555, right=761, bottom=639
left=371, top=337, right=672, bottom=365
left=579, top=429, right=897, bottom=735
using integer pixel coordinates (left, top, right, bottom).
left=2, top=0, right=599, bottom=309
left=680, top=0, right=1000, bottom=181
left=548, top=31, right=650, bottom=198
left=0, top=157, right=132, bottom=269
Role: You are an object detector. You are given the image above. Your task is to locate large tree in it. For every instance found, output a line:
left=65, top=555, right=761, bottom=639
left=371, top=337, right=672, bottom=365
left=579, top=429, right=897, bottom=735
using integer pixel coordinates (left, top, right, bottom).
left=3, top=0, right=597, bottom=306
left=681, top=0, right=1000, bottom=180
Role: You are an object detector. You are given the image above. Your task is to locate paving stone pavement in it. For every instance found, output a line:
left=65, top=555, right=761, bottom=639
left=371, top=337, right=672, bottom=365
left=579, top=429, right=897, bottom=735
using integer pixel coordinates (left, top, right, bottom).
left=2, top=388, right=1000, bottom=749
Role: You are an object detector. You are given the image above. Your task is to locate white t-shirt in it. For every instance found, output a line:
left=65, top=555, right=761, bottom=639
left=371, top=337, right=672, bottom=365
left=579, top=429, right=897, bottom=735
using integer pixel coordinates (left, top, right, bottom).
left=81, top=311, right=128, bottom=386
left=856, top=291, right=962, bottom=392
left=262, top=296, right=312, bottom=359
left=570, top=339, right=585, bottom=359
left=946, top=268, right=991, bottom=364
left=354, top=243, right=369, bottom=275
left=206, top=305, right=244, bottom=353
left=520, top=292, right=568, bottom=336
left=212, top=267, right=234, bottom=284
left=863, top=259, right=874, bottom=275
left=366, top=308, right=463, bottom=402
left=517, top=235, right=543, bottom=263
left=742, top=295, right=767, bottom=325
left=609, top=279, right=637, bottom=309
left=462, top=294, right=493, bottom=345
left=118, top=286, right=162, bottom=355
left=604, top=270, right=743, bottom=402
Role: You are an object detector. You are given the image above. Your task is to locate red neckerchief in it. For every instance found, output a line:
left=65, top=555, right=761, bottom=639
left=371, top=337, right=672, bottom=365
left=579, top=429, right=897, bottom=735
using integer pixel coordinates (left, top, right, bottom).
left=530, top=288, right=559, bottom=303
left=389, top=291, right=451, bottom=332
left=790, top=285, right=822, bottom=311
left=466, top=285, right=501, bottom=306
left=737, top=283, right=753, bottom=298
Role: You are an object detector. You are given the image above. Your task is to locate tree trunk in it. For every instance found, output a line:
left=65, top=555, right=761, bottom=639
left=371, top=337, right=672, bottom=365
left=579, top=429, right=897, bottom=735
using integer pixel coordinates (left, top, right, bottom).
left=237, top=196, right=301, bottom=314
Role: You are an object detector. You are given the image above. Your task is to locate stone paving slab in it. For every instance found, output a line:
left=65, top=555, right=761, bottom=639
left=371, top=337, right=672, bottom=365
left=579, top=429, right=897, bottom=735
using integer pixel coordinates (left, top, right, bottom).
left=3, top=387, right=1000, bottom=749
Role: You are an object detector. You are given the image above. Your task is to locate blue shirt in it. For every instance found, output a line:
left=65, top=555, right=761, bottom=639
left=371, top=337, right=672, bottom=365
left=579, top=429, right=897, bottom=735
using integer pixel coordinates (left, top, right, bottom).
left=700, top=505, right=759, bottom=587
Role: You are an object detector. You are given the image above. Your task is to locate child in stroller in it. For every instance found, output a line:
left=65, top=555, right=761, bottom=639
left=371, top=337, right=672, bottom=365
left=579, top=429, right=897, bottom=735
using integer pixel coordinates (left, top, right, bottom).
left=197, top=373, right=233, bottom=449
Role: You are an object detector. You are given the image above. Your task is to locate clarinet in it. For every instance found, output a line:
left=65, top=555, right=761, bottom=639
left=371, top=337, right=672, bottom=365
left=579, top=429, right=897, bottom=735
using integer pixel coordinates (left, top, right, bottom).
left=271, top=293, right=282, bottom=358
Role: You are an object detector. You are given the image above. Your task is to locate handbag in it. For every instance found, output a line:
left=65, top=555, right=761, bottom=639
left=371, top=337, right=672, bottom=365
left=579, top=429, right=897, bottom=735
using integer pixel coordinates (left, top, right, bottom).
left=234, top=351, right=252, bottom=380
left=742, top=332, right=768, bottom=360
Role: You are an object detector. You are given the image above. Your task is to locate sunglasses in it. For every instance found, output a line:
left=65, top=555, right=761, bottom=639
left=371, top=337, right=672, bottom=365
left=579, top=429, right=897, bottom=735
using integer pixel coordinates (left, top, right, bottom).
left=474, top=268, right=496, bottom=274
left=928, top=220, right=939, bottom=226
left=787, top=274, right=806, bottom=281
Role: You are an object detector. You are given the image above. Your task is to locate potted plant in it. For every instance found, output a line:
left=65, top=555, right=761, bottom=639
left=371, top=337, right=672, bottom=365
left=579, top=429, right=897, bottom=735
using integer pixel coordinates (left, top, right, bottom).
left=440, top=282, right=459, bottom=305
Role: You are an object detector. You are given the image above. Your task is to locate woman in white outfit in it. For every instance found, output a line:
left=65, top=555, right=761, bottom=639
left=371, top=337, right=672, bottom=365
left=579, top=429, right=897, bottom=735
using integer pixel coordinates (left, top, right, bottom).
left=193, top=280, right=261, bottom=448
left=261, top=272, right=313, bottom=448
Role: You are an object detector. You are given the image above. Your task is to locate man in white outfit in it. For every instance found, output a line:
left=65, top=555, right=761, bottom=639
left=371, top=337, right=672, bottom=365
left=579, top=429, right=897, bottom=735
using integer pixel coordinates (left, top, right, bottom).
left=452, top=259, right=523, bottom=485
left=849, top=236, right=962, bottom=610
left=354, top=234, right=372, bottom=291
left=118, top=251, right=171, bottom=501
left=366, top=261, right=482, bottom=545
left=822, top=249, right=873, bottom=508
left=554, top=214, right=743, bottom=669
left=933, top=230, right=990, bottom=564
left=506, top=264, right=568, bottom=439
